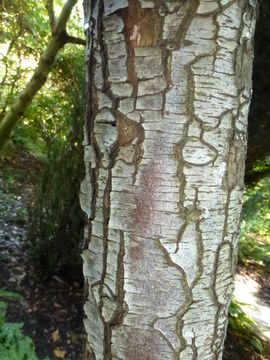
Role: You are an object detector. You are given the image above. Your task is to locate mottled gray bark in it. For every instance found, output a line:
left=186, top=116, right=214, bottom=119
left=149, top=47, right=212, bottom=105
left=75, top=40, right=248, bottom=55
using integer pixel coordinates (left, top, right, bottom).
left=80, top=1, right=257, bottom=359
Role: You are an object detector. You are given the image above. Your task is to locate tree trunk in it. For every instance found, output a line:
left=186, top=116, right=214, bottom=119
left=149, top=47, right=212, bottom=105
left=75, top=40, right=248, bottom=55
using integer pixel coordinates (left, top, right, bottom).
left=80, top=1, right=257, bottom=359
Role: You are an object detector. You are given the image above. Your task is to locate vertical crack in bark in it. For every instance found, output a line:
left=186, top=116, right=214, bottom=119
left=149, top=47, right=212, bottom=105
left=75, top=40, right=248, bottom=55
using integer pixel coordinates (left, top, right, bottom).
left=150, top=316, right=175, bottom=353
left=164, top=5, right=202, bottom=354
left=100, top=164, right=112, bottom=360
left=117, top=2, right=138, bottom=94
left=109, top=230, right=127, bottom=326
left=84, top=7, right=100, bottom=231
left=150, top=3, right=203, bottom=354
left=87, top=2, right=122, bottom=358
left=173, top=0, right=200, bottom=50
left=82, top=2, right=104, bottom=359
left=152, top=0, right=168, bottom=15
left=210, top=1, right=239, bottom=351
left=192, top=188, right=204, bottom=288
left=97, top=1, right=119, bottom=113
left=211, top=3, right=257, bottom=356
left=155, top=237, right=193, bottom=354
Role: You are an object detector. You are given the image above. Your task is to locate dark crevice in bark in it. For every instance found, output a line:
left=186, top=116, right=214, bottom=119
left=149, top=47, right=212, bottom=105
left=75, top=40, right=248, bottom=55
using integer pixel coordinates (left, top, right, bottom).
left=83, top=2, right=105, bottom=359
left=155, top=238, right=193, bottom=354
left=191, top=336, right=198, bottom=360
left=109, top=231, right=127, bottom=326
left=192, top=188, right=204, bottom=289
left=96, top=6, right=126, bottom=358
left=98, top=3, right=118, bottom=114
left=100, top=167, right=112, bottom=360
left=161, top=47, right=170, bottom=117
left=173, top=0, right=200, bottom=50
left=83, top=337, right=96, bottom=360
left=153, top=0, right=168, bottom=15
left=117, top=5, right=137, bottom=96
left=211, top=240, right=233, bottom=356
left=84, top=20, right=100, bottom=232
left=210, top=27, right=250, bottom=347
left=151, top=317, right=175, bottom=353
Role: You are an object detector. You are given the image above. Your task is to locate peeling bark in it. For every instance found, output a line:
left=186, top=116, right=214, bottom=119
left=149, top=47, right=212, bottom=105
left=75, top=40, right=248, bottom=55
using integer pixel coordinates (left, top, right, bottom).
left=81, top=1, right=257, bottom=359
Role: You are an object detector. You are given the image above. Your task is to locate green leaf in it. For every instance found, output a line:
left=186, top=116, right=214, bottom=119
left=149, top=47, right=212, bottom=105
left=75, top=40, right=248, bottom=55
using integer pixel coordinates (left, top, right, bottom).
left=0, top=346, right=10, bottom=360
left=0, top=302, right=8, bottom=321
left=0, top=289, right=23, bottom=301
left=250, top=336, right=263, bottom=354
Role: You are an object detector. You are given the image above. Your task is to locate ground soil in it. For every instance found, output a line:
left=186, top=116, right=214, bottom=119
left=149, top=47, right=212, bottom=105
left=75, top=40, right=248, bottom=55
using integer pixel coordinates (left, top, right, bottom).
left=0, top=150, right=84, bottom=359
left=0, top=149, right=269, bottom=359
left=224, top=264, right=270, bottom=360
left=1, top=260, right=84, bottom=360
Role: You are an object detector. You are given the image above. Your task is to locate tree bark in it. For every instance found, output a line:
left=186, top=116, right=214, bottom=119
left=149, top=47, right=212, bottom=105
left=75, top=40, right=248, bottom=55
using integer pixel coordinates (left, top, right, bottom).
left=81, top=1, right=257, bottom=359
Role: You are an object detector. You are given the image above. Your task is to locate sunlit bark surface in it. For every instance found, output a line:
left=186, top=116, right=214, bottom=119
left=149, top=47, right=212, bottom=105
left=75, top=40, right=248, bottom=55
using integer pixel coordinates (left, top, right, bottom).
left=80, top=1, right=257, bottom=359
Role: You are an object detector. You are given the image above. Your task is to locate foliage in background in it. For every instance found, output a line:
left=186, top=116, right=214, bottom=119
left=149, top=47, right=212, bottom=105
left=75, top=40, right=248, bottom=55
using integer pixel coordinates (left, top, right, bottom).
left=0, top=0, right=84, bottom=153
left=0, top=0, right=50, bottom=125
left=26, top=48, right=85, bottom=274
left=228, top=173, right=270, bottom=355
left=0, top=0, right=85, bottom=149
left=239, top=176, right=270, bottom=267
left=229, top=297, right=263, bottom=354
left=0, top=0, right=86, bottom=275
left=245, top=0, right=270, bottom=184
left=0, top=289, right=45, bottom=360
left=0, top=189, right=28, bottom=225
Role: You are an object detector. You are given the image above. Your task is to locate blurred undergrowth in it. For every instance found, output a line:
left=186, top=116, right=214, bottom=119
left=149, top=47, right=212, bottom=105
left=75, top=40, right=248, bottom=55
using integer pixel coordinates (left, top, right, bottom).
left=239, top=175, right=270, bottom=267
left=0, top=289, right=47, bottom=360
left=228, top=170, right=270, bottom=354
left=0, top=0, right=85, bottom=276
left=229, top=296, right=263, bottom=354
left=25, top=51, right=85, bottom=275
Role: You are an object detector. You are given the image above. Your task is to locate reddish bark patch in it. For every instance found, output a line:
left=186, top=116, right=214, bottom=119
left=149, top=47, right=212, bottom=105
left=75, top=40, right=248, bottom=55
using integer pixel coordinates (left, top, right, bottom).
left=131, top=161, right=161, bottom=234
left=116, top=111, right=144, bottom=147
left=117, top=1, right=163, bottom=85
left=117, top=1, right=162, bottom=49
left=128, top=235, right=144, bottom=268
left=123, top=327, right=169, bottom=360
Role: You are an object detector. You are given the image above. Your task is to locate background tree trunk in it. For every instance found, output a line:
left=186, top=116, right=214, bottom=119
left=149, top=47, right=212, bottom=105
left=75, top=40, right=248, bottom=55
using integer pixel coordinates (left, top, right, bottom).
left=81, top=1, right=257, bottom=359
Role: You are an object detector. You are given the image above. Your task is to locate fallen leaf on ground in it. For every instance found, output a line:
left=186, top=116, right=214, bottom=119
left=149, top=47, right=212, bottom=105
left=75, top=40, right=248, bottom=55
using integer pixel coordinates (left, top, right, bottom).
left=53, top=348, right=66, bottom=358
left=52, top=329, right=60, bottom=342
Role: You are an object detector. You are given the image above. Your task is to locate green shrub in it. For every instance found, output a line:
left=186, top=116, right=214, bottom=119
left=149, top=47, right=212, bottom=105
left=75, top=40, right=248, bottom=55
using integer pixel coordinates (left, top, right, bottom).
left=26, top=58, right=85, bottom=275
left=239, top=176, right=270, bottom=267
left=241, top=176, right=270, bottom=237
left=26, top=136, right=84, bottom=274
left=0, top=289, right=23, bottom=301
left=238, top=233, right=270, bottom=267
left=0, top=290, right=45, bottom=360
left=229, top=297, right=263, bottom=354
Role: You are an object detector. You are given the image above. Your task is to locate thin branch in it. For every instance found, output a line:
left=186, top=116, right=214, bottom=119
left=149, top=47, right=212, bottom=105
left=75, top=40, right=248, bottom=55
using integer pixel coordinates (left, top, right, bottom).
left=65, top=35, right=86, bottom=46
left=53, top=0, right=77, bottom=35
left=0, top=58, right=8, bottom=86
left=46, top=0, right=55, bottom=31
left=0, top=24, right=23, bottom=86
left=0, top=65, right=21, bottom=119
